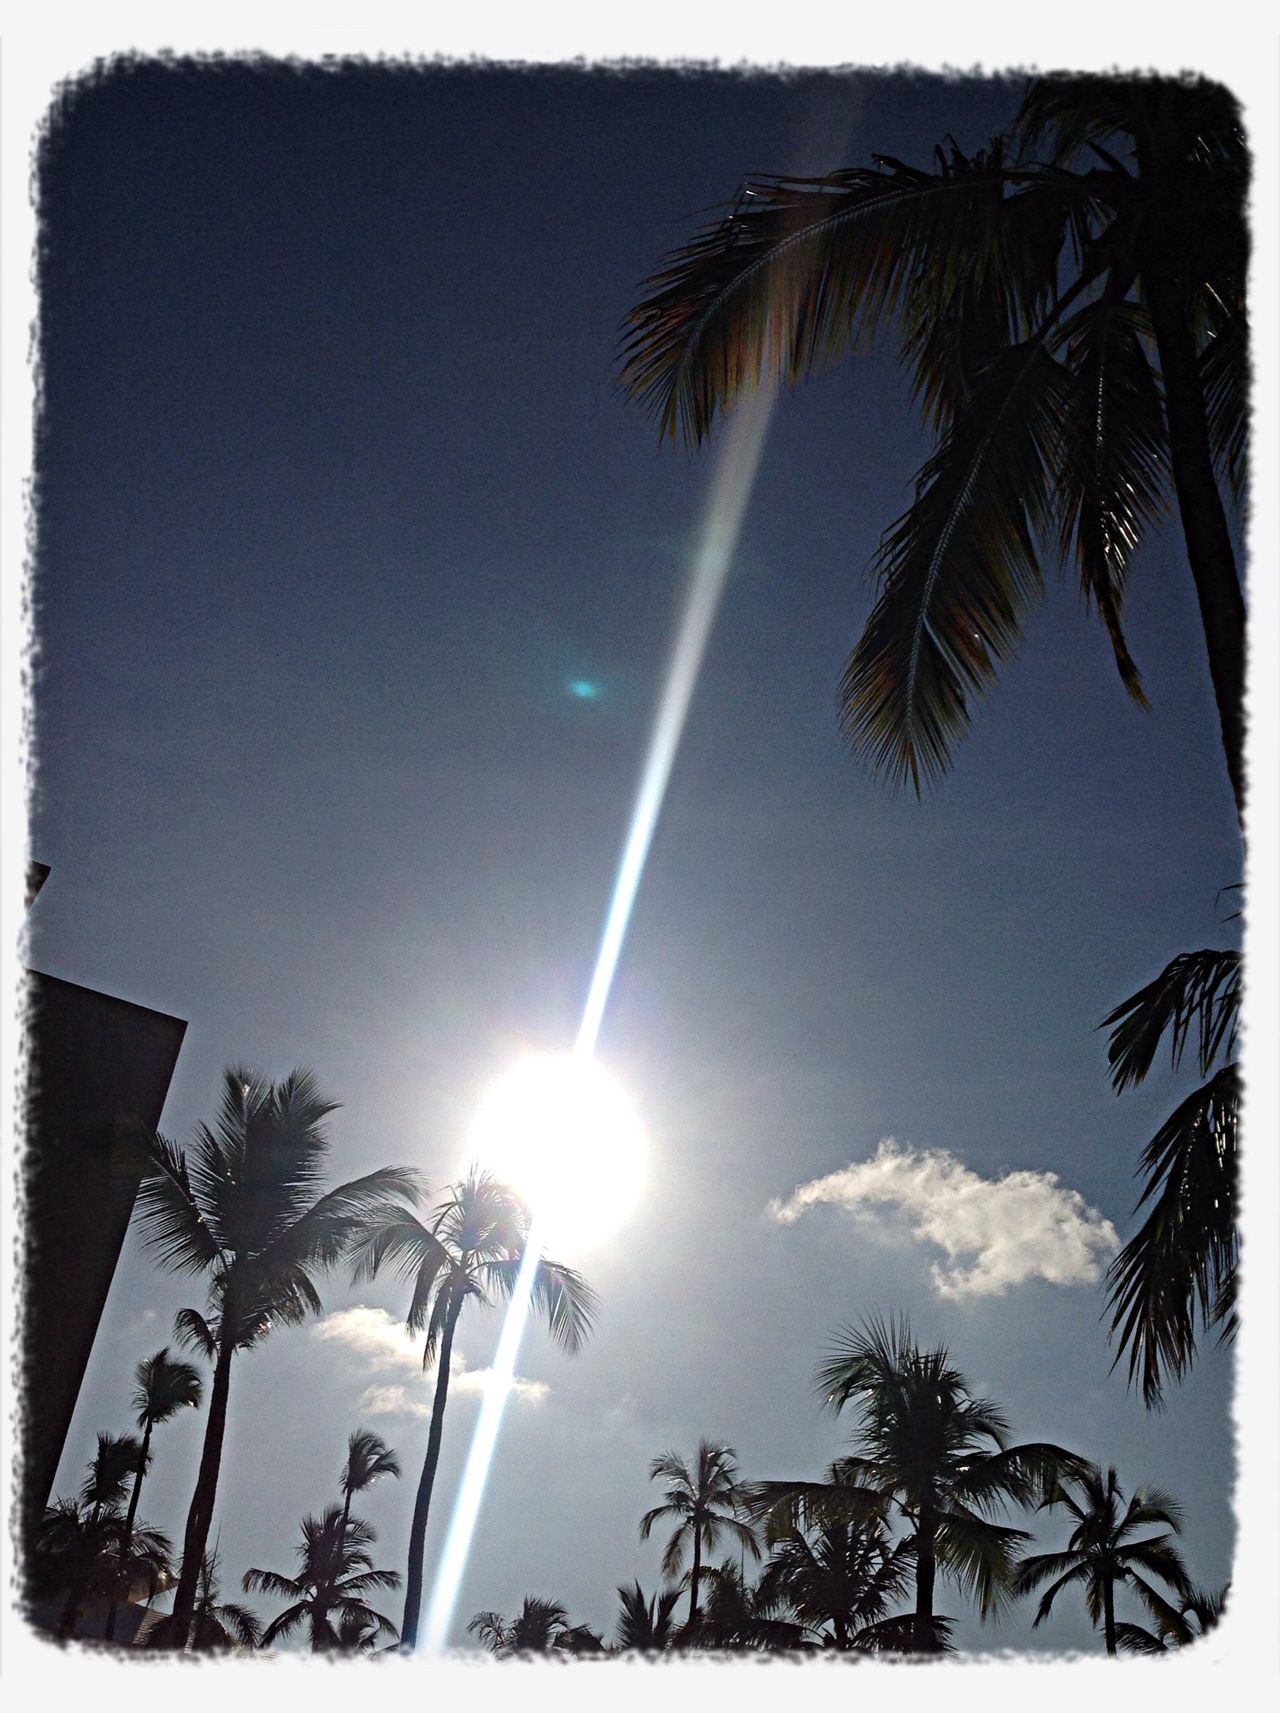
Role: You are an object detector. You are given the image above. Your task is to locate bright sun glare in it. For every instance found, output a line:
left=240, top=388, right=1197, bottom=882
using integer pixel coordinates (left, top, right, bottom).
left=468, top=1055, right=646, bottom=1252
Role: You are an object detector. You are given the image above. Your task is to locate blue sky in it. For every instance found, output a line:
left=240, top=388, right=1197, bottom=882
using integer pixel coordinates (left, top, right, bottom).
left=23, top=56, right=1253, bottom=1667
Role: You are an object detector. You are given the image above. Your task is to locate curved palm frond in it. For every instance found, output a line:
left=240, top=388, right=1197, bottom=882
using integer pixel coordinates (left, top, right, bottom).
left=1106, top=1061, right=1239, bottom=1406
left=481, top=1253, right=599, bottom=1354
left=1053, top=291, right=1167, bottom=699
left=1101, top=949, right=1241, bottom=1091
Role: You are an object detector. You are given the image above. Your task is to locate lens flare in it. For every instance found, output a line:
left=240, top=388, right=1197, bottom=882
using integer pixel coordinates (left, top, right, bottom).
left=420, top=384, right=776, bottom=1657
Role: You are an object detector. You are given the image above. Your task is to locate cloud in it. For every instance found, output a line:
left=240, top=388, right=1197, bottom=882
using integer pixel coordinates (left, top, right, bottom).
left=768, top=1139, right=1118, bottom=1299
left=313, top=1305, right=549, bottom=1406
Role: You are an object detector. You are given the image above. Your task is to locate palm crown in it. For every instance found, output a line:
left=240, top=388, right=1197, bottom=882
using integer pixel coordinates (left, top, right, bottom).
left=242, top=1507, right=401, bottom=1652
left=1013, top=1463, right=1193, bottom=1654
left=640, top=1440, right=760, bottom=1631
left=621, top=78, right=1246, bottom=816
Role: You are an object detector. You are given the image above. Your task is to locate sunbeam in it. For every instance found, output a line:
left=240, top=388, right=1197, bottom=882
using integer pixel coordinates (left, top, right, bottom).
left=418, top=382, right=777, bottom=1657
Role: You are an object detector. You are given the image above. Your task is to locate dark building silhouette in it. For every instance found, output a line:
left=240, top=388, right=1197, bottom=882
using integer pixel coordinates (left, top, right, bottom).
left=21, top=866, right=186, bottom=1548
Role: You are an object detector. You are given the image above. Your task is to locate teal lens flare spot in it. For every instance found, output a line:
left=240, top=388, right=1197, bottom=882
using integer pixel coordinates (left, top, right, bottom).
left=568, top=679, right=601, bottom=699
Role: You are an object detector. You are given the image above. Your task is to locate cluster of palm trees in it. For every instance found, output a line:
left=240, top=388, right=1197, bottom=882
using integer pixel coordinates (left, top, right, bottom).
left=29, top=1066, right=596, bottom=1654
left=468, top=1318, right=1225, bottom=1659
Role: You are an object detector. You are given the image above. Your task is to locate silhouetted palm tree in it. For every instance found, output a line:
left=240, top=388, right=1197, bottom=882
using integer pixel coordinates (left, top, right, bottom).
left=33, top=1437, right=171, bottom=1640
left=640, top=1440, right=760, bottom=1632
left=351, top=1169, right=597, bottom=1650
left=1013, top=1464, right=1192, bottom=1655
left=615, top=1580, right=683, bottom=1652
left=132, top=1065, right=419, bottom=1644
left=104, top=1348, right=203, bottom=1642
left=754, top=1490, right=918, bottom=1651
left=690, top=1557, right=810, bottom=1651
left=1101, top=947, right=1240, bottom=1405
left=243, top=1507, right=400, bottom=1652
left=339, top=1428, right=401, bottom=1533
left=142, top=1550, right=261, bottom=1651
left=468, top=1595, right=576, bottom=1655
left=621, top=79, right=1247, bottom=820
left=757, top=1317, right=1086, bottom=1653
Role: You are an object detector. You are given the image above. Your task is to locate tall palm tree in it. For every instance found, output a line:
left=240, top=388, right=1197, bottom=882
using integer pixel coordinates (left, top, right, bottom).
left=467, top=1595, right=574, bottom=1655
left=639, top=1440, right=760, bottom=1632
left=1013, top=1464, right=1193, bottom=1654
left=243, top=1506, right=400, bottom=1652
left=621, top=78, right=1247, bottom=821
left=142, top=1549, right=262, bottom=1651
left=615, top=1581, right=683, bottom=1652
left=761, top=1316, right=1086, bottom=1654
left=32, top=1436, right=171, bottom=1640
left=339, top=1428, right=401, bottom=1533
left=753, top=1488, right=918, bottom=1651
left=1100, top=946, right=1240, bottom=1405
left=350, top=1169, right=597, bottom=1650
left=131, top=1065, right=419, bottom=1645
left=104, top=1347, right=203, bottom=1642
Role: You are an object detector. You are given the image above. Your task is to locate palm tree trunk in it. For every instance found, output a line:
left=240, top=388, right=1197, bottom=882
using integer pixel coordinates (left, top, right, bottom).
left=1103, top=1575, right=1117, bottom=1656
left=1143, top=270, right=1247, bottom=826
left=399, top=1290, right=463, bottom=1651
left=170, top=1337, right=234, bottom=1647
left=913, top=1505, right=939, bottom=1655
left=104, top=1419, right=152, bottom=1642
left=687, top=1520, right=703, bottom=1636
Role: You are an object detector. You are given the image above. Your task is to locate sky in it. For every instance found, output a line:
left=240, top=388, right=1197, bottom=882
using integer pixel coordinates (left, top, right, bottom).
left=14, top=48, right=1265, bottom=1678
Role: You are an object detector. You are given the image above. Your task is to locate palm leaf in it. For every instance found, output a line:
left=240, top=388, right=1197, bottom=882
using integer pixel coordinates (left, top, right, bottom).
left=1106, top=1062, right=1239, bottom=1405
left=1101, top=949, right=1241, bottom=1090
left=839, top=334, right=1075, bottom=793
left=481, top=1253, right=599, bottom=1354
left=1052, top=291, right=1167, bottom=699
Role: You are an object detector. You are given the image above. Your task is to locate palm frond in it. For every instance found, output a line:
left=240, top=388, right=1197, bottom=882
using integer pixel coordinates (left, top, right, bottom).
left=1053, top=292, right=1167, bottom=699
left=840, top=334, right=1074, bottom=793
left=1101, top=949, right=1240, bottom=1090
left=621, top=151, right=1019, bottom=445
left=934, top=1504, right=1029, bottom=1618
left=133, top=1131, right=225, bottom=1274
left=482, top=1253, right=599, bottom=1354
left=1106, top=1062, right=1239, bottom=1405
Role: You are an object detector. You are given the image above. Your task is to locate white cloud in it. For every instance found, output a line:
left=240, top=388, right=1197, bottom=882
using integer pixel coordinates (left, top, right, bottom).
left=313, top=1304, right=422, bottom=1371
left=313, top=1305, right=550, bottom=1407
left=768, top=1138, right=1118, bottom=1299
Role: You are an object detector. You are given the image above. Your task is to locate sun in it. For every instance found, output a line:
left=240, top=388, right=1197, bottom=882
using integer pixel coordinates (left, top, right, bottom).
left=467, top=1054, right=646, bottom=1252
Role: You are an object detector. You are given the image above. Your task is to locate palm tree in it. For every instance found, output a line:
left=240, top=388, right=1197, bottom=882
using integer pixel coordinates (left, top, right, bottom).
left=1013, top=1464, right=1193, bottom=1654
left=639, top=1440, right=760, bottom=1632
left=104, top=1347, right=203, bottom=1642
left=1100, top=947, right=1240, bottom=1405
left=615, top=1580, right=683, bottom=1652
left=243, top=1506, right=400, bottom=1652
left=760, top=1316, right=1086, bottom=1654
left=339, top=1428, right=401, bottom=1533
left=690, top=1557, right=810, bottom=1651
left=32, top=1436, right=171, bottom=1640
left=131, top=1065, right=419, bottom=1645
left=467, top=1595, right=575, bottom=1655
left=350, top=1169, right=597, bottom=1650
left=1115, top=1580, right=1227, bottom=1654
left=753, top=1490, right=918, bottom=1651
left=142, top=1549, right=261, bottom=1651
left=621, top=78, right=1246, bottom=821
